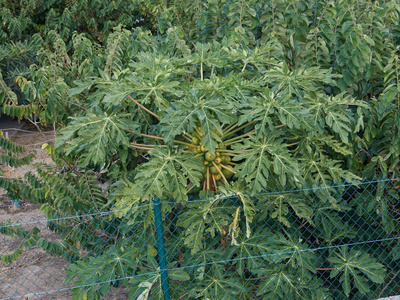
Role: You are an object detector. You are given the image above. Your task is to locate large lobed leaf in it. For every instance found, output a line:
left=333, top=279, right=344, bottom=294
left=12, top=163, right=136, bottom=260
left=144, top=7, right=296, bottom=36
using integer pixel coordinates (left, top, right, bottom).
left=130, top=147, right=203, bottom=202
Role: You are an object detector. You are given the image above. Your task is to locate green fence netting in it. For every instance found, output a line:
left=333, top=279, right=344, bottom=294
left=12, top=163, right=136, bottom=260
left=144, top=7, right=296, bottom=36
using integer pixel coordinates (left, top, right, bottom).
left=1, top=178, right=400, bottom=299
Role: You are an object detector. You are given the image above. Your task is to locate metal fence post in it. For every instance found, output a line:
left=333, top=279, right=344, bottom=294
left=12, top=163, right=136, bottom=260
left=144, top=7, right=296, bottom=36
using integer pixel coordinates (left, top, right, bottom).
left=153, top=197, right=171, bottom=300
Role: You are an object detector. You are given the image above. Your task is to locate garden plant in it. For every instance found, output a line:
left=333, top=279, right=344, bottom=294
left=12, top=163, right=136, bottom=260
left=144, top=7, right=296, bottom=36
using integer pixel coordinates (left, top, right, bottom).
left=0, top=0, right=400, bottom=299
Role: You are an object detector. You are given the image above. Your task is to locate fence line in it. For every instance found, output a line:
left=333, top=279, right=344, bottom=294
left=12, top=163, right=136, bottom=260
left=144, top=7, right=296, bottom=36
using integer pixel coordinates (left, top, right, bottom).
left=1, top=178, right=400, bottom=299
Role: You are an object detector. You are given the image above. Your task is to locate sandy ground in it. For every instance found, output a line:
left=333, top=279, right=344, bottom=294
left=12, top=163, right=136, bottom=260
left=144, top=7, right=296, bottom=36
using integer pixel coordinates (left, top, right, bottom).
left=0, top=124, right=129, bottom=300
left=0, top=124, right=72, bottom=300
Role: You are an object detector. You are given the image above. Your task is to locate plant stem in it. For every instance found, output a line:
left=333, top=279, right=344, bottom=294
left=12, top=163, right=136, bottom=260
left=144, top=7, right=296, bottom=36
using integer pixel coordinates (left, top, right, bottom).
left=141, top=133, right=164, bottom=140
left=194, top=127, right=203, bottom=137
left=161, top=102, right=171, bottom=109
left=65, top=100, right=87, bottom=110
left=222, top=121, right=257, bottom=139
left=124, top=129, right=137, bottom=135
left=222, top=123, right=238, bottom=135
left=131, top=145, right=154, bottom=150
left=184, top=132, right=196, bottom=140
left=206, top=167, right=210, bottom=191
left=211, top=174, right=217, bottom=191
left=224, top=130, right=255, bottom=145
left=140, top=133, right=196, bottom=147
left=217, top=149, right=243, bottom=153
left=287, top=141, right=300, bottom=147
left=224, top=140, right=242, bottom=146
left=216, top=151, right=240, bottom=156
left=241, top=62, right=247, bottom=72
left=187, top=183, right=197, bottom=193
left=219, top=163, right=236, bottom=173
left=212, top=161, right=227, bottom=184
left=182, top=135, right=192, bottom=142
left=132, top=143, right=181, bottom=149
left=131, top=143, right=156, bottom=147
left=221, top=122, right=285, bottom=141
left=174, top=140, right=197, bottom=148
left=127, top=95, right=159, bottom=120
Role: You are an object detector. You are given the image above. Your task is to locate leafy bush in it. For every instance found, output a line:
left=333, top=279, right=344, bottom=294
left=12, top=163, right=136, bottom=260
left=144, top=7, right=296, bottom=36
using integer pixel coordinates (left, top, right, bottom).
left=0, top=0, right=145, bottom=125
left=0, top=0, right=400, bottom=299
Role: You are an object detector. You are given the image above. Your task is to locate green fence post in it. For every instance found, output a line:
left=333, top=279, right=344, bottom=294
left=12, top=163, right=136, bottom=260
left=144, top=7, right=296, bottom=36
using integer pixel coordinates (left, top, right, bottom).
left=153, top=197, right=171, bottom=300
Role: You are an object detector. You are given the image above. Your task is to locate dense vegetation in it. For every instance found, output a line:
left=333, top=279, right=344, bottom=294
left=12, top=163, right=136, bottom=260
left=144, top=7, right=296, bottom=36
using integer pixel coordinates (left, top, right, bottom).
left=0, top=0, right=400, bottom=299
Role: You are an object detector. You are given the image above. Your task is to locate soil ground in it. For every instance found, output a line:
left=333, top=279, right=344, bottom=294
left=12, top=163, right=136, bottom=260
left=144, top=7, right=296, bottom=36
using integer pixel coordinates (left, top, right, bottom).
left=0, top=123, right=72, bottom=300
left=0, top=123, right=128, bottom=299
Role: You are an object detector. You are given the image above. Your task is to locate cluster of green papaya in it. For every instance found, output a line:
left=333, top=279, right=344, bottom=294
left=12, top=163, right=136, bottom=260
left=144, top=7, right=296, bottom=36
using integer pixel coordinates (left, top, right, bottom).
left=190, top=127, right=235, bottom=190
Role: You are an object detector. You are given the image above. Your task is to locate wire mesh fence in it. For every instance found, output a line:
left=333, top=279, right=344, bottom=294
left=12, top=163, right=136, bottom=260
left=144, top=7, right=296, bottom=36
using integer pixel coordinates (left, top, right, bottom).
left=1, top=178, right=400, bottom=299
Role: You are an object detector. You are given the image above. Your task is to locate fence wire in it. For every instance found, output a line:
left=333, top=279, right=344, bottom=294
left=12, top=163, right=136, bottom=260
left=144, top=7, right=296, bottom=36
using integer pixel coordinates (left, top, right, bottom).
left=1, top=178, right=400, bottom=299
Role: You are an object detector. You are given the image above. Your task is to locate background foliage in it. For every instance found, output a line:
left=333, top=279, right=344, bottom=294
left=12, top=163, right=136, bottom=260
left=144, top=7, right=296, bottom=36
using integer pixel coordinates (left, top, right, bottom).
left=0, top=0, right=145, bottom=125
left=0, top=0, right=400, bottom=299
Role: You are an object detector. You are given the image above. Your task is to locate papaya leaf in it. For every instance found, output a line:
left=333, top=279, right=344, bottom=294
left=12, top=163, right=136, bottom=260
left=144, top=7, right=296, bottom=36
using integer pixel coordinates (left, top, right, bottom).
left=233, top=134, right=300, bottom=193
left=160, top=89, right=236, bottom=154
left=56, top=108, right=138, bottom=167
left=328, top=246, right=386, bottom=297
left=256, top=265, right=332, bottom=299
left=131, top=147, right=203, bottom=202
left=189, top=264, right=248, bottom=299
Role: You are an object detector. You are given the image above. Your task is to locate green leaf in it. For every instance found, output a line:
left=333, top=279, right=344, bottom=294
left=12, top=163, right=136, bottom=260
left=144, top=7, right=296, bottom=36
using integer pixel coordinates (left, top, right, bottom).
left=328, top=246, right=386, bottom=297
left=258, top=193, right=313, bottom=226
left=263, top=64, right=336, bottom=97
left=69, top=80, right=93, bottom=96
left=66, top=245, right=140, bottom=299
left=177, top=196, right=232, bottom=254
left=160, top=89, right=236, bottom=154
left=218, top=181, right=257, bottom=239
left=0, top=71, right=18, bottom=105
left=56, top=108, right=138, bottom=167
left=233, top=134, right=300, bottom=193
left=128, top=255, right=163, bottom=300
left=130, top=147, right=203, bottom=202
left=390, top=243, right=400, bottom=260
left=189, top=264, right=247, bottom=299
left=256, top=265, right=331, bottom=299
left=226, top=232, right=273, bottom=275
left=341, top=21, right=353, bottom=36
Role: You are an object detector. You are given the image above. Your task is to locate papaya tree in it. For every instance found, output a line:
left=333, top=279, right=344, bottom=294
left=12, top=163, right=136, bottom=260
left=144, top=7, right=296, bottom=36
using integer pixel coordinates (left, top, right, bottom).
left=0, top=0, right=399, bottom=299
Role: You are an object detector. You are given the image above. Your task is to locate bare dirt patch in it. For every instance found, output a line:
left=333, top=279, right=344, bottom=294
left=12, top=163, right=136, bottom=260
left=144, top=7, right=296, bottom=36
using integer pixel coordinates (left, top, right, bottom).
left=0, top=122, right=54, bottom=225
left=0, top=125, right=74, bottom=300
left=0, top=125, right=129, bottom=299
